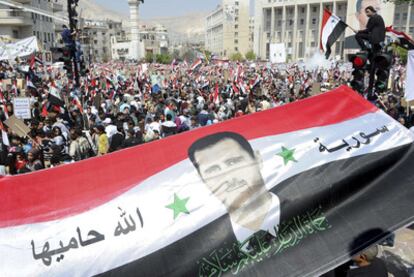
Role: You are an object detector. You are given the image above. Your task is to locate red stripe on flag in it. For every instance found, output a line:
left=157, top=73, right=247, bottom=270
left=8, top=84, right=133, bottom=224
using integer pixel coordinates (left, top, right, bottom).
left=0, top=86, right=378, bottom=227
left=320, top=9, right=332, bottom=50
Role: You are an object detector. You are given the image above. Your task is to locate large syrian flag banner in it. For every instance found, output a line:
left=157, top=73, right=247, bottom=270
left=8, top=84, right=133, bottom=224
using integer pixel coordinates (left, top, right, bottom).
left=1, top=86, right=414, bottom=276
left=320, top=9, right=347, bottom=59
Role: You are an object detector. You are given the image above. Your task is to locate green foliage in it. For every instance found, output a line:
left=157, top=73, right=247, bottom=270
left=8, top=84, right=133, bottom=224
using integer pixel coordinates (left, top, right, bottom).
left=145, top=52, right=154, bottom=63
left=203, top=50, right=212, bottom=59
left=230, top=52, right=244, bottom=62
left=155, top=53, right=173, bottom=64
left=392, top=44, right=408, bottom=64
left=245, top=50, right=256, bottom=61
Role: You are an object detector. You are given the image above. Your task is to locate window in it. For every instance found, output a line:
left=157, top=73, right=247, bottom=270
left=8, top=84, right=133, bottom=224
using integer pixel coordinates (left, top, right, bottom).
left=235, top=32, right=238, bottom=36
left=12, top=30, right=18, bottom=38
left=235, top=24, right=238, bottom=29
left=301, top=7, right=305, bottom=13
left=278, top=20, right=282, bottom=26
left=312, top=18, right=317, bottom=25
left=47, top=33, right=51, bottom=42
left=312, top=7, right=317, bottom=13
left=300, top=19, right=304, bottom=25
left=289, top=19, right=293, bottom=26
left=234, top=39, right=238, bottom=44
left=403, top=13, right=408, bottom=21
left=235, top=47, right=238, bottom=51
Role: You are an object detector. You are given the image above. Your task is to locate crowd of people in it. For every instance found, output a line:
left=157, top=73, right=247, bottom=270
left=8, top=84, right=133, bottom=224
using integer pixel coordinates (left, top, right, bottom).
left=0, top=55, right=410, bottom=175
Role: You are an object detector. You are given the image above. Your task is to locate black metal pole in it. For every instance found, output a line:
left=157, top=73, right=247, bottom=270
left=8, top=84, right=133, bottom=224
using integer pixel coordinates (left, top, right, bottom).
left=67, top=0, right=80, bottom=88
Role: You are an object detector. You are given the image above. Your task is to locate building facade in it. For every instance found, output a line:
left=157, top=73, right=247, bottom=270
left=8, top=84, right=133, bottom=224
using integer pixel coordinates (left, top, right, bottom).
left=140, top=24, right=169, bottom=56
left=111, top=24, right=169, bottom=61
left=254, top=0, right=412, bottom=62
left=0, top=0, right=63, bottom=51
left=205, top=0, right=250, bottom=58
left=80, top=19, right=125, bottom=63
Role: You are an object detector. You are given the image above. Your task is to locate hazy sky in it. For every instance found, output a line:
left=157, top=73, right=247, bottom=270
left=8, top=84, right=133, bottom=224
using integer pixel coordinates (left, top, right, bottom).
left=94, top=0, right=222, bottom=19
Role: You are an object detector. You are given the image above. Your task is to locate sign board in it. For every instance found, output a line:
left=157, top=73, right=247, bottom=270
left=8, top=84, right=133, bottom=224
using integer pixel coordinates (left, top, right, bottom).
left=4, top=115, right=31, bottom=138
left=13, top=98, right=31, bottom=119
left=270, top=43, right=286, bottom=64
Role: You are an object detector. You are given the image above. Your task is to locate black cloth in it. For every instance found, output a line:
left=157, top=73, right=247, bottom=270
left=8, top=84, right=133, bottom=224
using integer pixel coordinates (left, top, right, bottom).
left=346, top=258, right=388, bottom=277
left=109, top=133, right=125, bottom=153
left=356, top=14, right=385, bottom=50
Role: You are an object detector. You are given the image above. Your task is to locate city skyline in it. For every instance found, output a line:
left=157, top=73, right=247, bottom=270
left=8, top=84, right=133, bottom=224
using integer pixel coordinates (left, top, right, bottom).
left=95, top=0, right=222, bottom=18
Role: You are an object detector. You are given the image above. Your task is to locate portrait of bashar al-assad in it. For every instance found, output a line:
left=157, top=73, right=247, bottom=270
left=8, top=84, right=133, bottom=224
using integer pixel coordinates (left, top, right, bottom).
left=355, top=0, right=382, bottom=29
left=345, top=0, right=383, bottom=49
left=188, top=132, right=280, bottom=243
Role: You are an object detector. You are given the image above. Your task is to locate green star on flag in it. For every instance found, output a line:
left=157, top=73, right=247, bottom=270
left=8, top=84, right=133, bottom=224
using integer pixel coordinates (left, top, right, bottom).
left=277, top=146, right=298, bottom=165
left=166, top=193, right=190, bottom=219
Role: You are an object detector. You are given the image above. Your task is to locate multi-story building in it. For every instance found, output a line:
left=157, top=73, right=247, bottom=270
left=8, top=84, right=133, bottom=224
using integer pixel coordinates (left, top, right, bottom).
left=205, top=0, right=250, bottom=58
left=111, top=24, right=169, bottom=61
left=254, top=0, right=413, bottom=62
left=0, top=0, right=63, bottom=51
left=80, top=19, right=125, bottom=63
left=140, top=24, right=169, bottom=56
left=249, top=17, right=255, bottom=52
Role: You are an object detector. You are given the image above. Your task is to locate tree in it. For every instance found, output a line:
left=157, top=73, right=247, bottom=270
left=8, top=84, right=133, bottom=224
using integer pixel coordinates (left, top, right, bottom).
left=155, top=53, right=173, bottom=64
left=145, top=52, right=154, bottom=63
left=245, top=50, right=256, bottom=61
left=230, top=52, right=244, bottom=62
left=392, top=44, right=408, bottom=64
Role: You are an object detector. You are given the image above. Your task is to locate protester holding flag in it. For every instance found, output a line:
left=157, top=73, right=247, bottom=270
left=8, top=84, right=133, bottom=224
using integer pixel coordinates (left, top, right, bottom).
left=354, top=6, right=386, bottom=54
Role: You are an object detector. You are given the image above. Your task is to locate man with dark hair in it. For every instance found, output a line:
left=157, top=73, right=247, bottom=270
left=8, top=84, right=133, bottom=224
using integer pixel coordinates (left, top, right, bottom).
left=355, top=6, right=386, bottom=53
left=188, top=132, right=280, bottom=243
left=355, top=0, right=382, bottom=30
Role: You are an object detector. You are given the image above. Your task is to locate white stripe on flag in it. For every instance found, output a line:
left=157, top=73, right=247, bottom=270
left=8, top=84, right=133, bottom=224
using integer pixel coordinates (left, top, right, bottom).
left=321, top=15, right=341, bottom=52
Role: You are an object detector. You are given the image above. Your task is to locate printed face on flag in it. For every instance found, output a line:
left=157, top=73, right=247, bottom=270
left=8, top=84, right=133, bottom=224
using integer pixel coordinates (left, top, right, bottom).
left=356, top=0, right=381, bottom=29
left=190, top=133, right=269, bottom=214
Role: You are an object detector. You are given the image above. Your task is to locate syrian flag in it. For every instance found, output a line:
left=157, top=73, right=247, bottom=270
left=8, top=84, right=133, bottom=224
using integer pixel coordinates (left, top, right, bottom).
left=0, top=89, right=8, bottom=119
left=2, top=86, right=414, bottom=276
left=213, top=83, right=220, bottom=105
left=190, top=58, right=203, bottom=71
left=386, top=26, right=414, bottom=49
left=0, top=121, right=9, bottom=147
left=320, top=9, right=347, bottom=59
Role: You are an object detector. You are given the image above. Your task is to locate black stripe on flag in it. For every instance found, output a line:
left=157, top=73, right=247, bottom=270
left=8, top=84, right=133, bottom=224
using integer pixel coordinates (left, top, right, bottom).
left=325, top=21, right=347, bottom=59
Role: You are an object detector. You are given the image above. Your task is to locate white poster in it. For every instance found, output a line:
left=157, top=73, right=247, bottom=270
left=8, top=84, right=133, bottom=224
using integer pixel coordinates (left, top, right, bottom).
left=270, top=43, right=286, bottom=64
left=405, top=50, right=414, bottom=102
left=13, top=98, right=31, bottom=119
left=0, top=36, right=39, bottom=61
